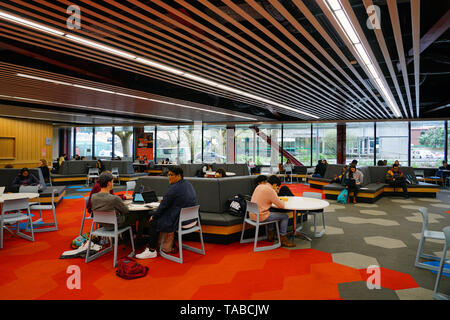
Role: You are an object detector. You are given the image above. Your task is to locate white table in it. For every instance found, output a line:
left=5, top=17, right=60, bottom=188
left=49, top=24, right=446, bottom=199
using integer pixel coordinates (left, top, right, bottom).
left=124, top=200, right=160, bottom=212
left=275, top=196, right=329, bottom=241
left=0, top=193, right=39, bottom=203
left=204, top=171, right=236, bottom=177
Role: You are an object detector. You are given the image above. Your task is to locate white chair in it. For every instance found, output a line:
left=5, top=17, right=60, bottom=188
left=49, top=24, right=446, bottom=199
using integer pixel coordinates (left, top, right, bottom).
left=260, top=167, right=271, bottom=175
left=301, top=192, right=326, bottom=238
left=85, top=210, right=135, bottom=268
left=26, top=189, right=58, bottom=233
left=19, top=185, right=41, bottom=219
left=111, top=167, right=120, bottom=185
left=86, top=168, right=99, bottom=186
left=0, top=197, right=34, bottom=249
left=0, top=186, right=5, bottom=194
left=159, top=205, right=205, bottom=264
left=433, top=226, right=450, bottom=300
left=240, top=201, right=281, bottom=252
left=415, top=208, right=450, bottom=273
left=125, top=181, right=136, bottom=196
left=79, top=196, right=92, bottom=236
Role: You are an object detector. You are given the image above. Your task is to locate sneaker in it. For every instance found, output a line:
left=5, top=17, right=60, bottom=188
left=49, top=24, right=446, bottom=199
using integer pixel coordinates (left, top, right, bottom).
left=135, top=248, right=157, bottom=259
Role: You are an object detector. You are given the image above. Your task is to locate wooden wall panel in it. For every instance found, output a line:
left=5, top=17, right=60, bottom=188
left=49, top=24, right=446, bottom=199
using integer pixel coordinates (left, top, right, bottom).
left=0, top=117, right=53, bottom=168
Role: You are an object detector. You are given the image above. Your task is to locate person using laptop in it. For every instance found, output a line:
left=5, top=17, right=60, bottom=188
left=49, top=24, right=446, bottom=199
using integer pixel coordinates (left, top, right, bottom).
left=136, top=165, right=198, bottom=259
left=11, top=168, right=41, bottom=192
left=91, top=172, right=142, bottom=233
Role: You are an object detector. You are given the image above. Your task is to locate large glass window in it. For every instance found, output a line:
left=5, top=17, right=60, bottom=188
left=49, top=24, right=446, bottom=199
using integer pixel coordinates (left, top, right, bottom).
left=114, top=126, right=133, bottom=160
left=235, top=125, right=255, bottom=164
left=411, top=121, right=445, bottom=168
left=312, top=123, right=337, bottom=164
left=203, top=125, right=227, bottom=164
left=94, top=127, right=112, bottom=159
left=75, top=127, right=93, bottom=158
left=376, top=121, right=408, bottom=166
left=255, top=124, right=281, bottom=166
left=346, top=122, right=375, bottom=166
left=179, top=125, right=202, bottom=164
left=156, top=126, right=178, bottom=163
left=283, top=123, right=311, bottom=166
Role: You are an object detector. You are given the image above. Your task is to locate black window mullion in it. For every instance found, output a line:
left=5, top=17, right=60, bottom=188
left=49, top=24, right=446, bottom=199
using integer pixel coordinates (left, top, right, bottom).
left=92, top=127, right=95, bottom=159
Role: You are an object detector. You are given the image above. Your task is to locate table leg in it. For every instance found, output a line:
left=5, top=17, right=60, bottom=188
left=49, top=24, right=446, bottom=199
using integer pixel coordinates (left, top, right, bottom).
left=289, top=210, right=312, bottom=242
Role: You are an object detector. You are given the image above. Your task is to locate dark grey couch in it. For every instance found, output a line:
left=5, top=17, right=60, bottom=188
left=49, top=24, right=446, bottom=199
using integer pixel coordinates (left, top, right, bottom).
left=51, top=160, right=147, bottom=185
left=322, top=165, right=439, bottom=202
left=0, top=168, right=66, bottom=204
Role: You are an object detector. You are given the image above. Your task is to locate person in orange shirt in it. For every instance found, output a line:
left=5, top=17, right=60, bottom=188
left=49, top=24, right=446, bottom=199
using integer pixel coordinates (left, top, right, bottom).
left=250, top=175, right=295, bottom=247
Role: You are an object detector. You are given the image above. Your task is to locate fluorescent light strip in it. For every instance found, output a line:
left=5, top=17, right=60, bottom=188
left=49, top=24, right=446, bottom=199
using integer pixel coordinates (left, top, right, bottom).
left=0, top=10, right=316, bottom=119
left=0, top=94, right=191, bottom=122
left=324, top=1, right=402, bottom=118
left=16, top=73, right=257, bottom=120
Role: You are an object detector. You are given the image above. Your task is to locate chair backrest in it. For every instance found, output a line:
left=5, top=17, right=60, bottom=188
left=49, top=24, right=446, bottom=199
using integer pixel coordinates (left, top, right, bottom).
left=443, top=226, right=450, bottom=246
left=246, top=200, right=260, bottom=223
left=418, top=207, right=429, bottom=233
left=302, top=192, right=322, bottom=199
left=91, top=210, right=117, bottom=225
left=306, top=167, right=315, bottom=174
left=179, top=205, right=200, bottom=223
left=19, top=185, right=39, bottom=193
left=88, top=168, right=99, bottom=175
left=1, top=197, right=30, bottom=214
left=111, top=167, right=119, bottom=175
left=126, top=181, right=136, bottom=194
left=0, top=186, right=5, bottom=194
left=414, top=170, right=424, bottom=177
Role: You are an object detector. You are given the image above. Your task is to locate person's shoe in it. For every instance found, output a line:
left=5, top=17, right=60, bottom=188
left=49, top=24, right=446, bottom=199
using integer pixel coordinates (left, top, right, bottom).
left=135, top=247, right=157, bottom=259
left=280, top=235, right=296, bottom=247
left=267, top=230, right=275, bottom=242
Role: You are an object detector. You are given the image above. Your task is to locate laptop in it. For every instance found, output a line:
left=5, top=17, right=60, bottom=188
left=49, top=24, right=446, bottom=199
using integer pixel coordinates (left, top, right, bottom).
left=132, top=186, right=158, bottom=204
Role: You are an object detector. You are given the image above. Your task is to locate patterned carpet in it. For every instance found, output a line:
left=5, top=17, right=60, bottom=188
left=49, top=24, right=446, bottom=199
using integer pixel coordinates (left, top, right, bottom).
left=0, top=183, right=449, bottom=300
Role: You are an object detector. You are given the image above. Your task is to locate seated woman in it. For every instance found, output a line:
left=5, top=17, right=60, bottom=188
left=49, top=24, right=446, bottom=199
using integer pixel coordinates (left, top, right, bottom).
left=331, top=165, right=348, bottom=184
left=215, top=168, right=227, bottom=178
left=343, top=165, right=363, bottom=204
left=12, top=168, right=40, bottom=192
left=38, top=159, right=51, bottom=185
left=377, top=160, right=384, bottom=166
left=96, top=159, right=105, bottom=173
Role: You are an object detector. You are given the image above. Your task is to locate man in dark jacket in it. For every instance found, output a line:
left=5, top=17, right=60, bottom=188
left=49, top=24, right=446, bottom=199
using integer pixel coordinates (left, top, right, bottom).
left=136, top=165, right=198, bottom=259
left=386, top=164, right=409, bottom=199
left=11, top=168, right=40, bottom=192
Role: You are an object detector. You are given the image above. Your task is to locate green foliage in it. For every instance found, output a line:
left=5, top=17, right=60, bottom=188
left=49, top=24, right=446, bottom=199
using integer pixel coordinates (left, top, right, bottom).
left=418, top=127, right=445, bottom=148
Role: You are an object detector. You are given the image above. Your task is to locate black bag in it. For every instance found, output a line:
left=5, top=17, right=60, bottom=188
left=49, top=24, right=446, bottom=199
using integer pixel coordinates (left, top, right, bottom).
left=228, top=194, right=251, bottom=217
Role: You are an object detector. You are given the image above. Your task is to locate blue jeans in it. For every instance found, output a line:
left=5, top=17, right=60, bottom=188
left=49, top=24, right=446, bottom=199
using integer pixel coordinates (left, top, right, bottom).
left=264, top=211, right=289, bottom=236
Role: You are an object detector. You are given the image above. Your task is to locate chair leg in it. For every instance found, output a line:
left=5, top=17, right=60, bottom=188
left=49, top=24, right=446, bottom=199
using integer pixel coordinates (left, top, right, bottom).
left=113, top=235, right=118, bottom=268
left=433, top=245, right=449, bottom=300
left=128, top=228, right=135, bottom=258
left=0, top=221, right=3, bottom=249
left=80, top=214, right=86, bottom=236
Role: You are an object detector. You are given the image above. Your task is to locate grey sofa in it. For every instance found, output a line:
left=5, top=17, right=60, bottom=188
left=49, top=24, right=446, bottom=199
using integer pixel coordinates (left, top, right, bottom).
left=0, top=168, right=66, bottom=204
left=135, top=175, right=259, bottom=243
left=322, top=165, right=439, bottom=202
left=51, top=160, right=147, bottom=184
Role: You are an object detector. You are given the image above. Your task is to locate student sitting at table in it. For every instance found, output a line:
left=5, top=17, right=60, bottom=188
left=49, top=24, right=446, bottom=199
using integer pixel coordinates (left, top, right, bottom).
left=250, top=175, right=296, bottom=248
left=11, top=168, right=40, bottom=192
left=255, top=174, right=268, bottom=185
left=438, top=160, right=449, bottom=184
left=90, top=172, right=142, bottom=234
left=136, top=166, right=198, bottom=259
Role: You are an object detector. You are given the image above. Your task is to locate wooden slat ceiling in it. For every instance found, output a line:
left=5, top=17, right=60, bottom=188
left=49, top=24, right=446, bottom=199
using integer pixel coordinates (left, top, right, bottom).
left=0, top=0, right=429, bottom=122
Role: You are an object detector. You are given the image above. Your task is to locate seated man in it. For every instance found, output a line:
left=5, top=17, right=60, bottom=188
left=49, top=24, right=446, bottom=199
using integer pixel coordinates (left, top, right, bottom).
left=386, top=164, right=409, bottom=199
left=91, top=172, right=142, bottom=231
left=438, top=161, right=449, bottom=185
left=11, top=168, right=40, bottom=192
left=250, top=175, right=295, bottom=247
left=136, top=166, right=198, bottom=259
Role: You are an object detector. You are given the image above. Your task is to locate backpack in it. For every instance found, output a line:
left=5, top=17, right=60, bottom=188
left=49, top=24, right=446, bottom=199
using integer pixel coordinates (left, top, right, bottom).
left=228, top=194, right=251, bottom=217
left=337, top=189, right=348, bottom=204
left=116, top=257, right=149, bottom=280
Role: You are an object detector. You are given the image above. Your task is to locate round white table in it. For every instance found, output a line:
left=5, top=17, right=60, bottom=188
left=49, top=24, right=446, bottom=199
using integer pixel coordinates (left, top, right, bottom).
left=0, top=193, right=39, bottom=203
left=124, top=200, right=160, bottom=212
left=275, top=196, right=329, bottom=241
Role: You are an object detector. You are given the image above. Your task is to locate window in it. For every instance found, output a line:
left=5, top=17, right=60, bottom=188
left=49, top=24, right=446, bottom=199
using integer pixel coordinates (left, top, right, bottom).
left=283, top=123, right=311, bottom=166
left=411, top=121, right=445, bottom=168
left=312, top=123, right=337, bottom=164
left=203, top=125, right=227, bottom=164
left=94, top=127, right=112, bottom=159
left=114, top=126, right=133, bottom=160
left=179, top=125, right=202, bottom=164
left=75, top=127, right=93, bottom=158
left=376, top=121, right=408, bottom=166
left=346, top=122, right=375, bottom=166
left=255, top=124, right=281, bottom=166
left=156, top=126, right=178, bottom=163
left=235, top=125, right=255, bottom=164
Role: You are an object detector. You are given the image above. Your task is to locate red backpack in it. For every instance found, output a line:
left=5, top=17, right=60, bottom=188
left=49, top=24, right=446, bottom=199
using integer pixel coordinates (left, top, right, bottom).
left=116, top=257, right=149, bottom=280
